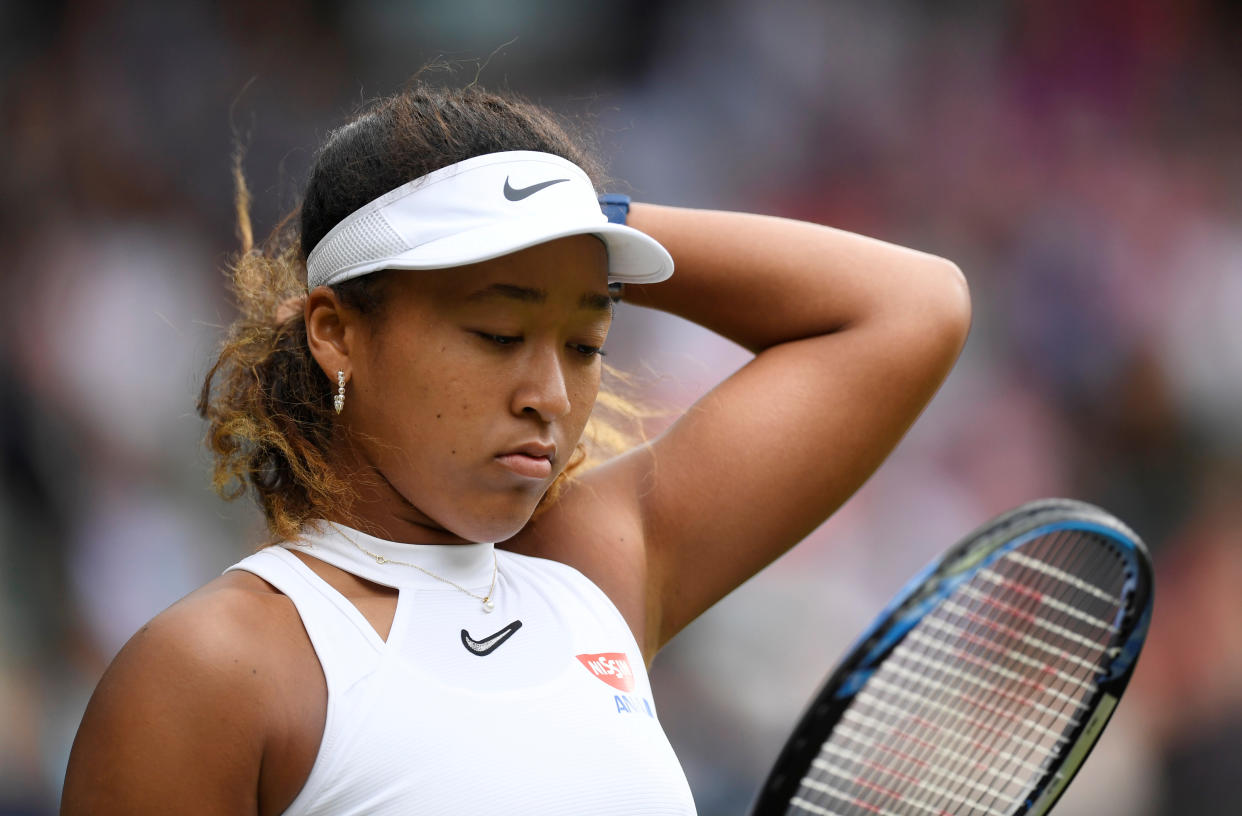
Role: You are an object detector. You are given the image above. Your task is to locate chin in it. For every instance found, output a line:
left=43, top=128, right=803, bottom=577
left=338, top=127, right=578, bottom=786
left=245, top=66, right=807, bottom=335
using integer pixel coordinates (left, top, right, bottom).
left=446, top=498, right=541, bottom=544
left=453, top=518, right=531, bottom=545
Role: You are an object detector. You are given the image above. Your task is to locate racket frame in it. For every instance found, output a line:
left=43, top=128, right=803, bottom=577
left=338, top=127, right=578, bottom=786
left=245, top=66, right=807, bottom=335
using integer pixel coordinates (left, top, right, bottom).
left=749, top=498, right=1153, bottom=816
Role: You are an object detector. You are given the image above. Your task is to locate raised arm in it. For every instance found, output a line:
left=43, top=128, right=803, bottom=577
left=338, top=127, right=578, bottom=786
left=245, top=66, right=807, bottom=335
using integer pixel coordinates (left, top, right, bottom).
left=625, top=204, right=968, bottom=353
left=523, top=203, right=970, bottom=660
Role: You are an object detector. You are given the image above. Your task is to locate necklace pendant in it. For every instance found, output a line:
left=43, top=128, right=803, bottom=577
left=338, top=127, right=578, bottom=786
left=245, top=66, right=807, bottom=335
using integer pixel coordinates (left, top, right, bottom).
left=375, top=554, right=387, bottom=564
left=483, top=597, right=495, bottom=613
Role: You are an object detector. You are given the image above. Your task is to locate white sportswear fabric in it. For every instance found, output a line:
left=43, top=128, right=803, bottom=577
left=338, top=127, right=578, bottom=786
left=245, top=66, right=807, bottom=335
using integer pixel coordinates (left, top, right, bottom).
left=225, top=522, right=696, bottom=815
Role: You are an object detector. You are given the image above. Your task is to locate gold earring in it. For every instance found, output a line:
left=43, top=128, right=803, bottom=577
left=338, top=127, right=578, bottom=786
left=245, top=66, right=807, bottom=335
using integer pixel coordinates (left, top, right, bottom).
left=334, top=370, right=346, bottom=414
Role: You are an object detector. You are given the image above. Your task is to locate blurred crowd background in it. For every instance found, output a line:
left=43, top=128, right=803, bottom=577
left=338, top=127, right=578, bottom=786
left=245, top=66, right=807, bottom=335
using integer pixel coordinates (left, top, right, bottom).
left=2, top=1, right=1240, bottom=813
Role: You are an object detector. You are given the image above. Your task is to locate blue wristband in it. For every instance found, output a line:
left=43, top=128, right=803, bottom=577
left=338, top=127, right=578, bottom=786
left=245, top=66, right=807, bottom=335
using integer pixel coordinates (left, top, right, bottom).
left=598, top=193, right=631, bottom=225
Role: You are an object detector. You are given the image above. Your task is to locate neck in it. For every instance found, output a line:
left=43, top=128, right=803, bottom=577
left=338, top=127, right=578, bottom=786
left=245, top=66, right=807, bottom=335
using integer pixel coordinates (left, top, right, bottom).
left=326, top=437, right=473, bottom=546
left=296, top=520, right=496, bottom=593
left=325, top=508, right=472, bottom=546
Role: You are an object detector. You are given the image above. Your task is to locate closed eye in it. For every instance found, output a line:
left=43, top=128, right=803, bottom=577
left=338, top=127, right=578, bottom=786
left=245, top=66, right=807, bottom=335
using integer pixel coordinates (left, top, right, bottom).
left=474, top=332, right=522, bottom=347
left=472, top=332, right=604, bottom=359
left=569, top=343, right=606, bottom=359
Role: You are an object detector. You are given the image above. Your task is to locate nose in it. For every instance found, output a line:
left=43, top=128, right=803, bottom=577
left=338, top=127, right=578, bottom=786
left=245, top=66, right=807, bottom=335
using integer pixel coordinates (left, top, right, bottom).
left=510, top=346, right=572, bottom=422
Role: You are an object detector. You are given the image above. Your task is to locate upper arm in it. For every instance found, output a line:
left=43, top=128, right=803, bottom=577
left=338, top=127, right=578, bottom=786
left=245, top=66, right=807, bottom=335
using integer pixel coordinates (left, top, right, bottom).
left=520, top=207, right=971, bottom=660
left=544, top=253, right=968, bottom=659
left=636, top=264, right=970, bottom=648
left=61, top=589, right=273, bottom=816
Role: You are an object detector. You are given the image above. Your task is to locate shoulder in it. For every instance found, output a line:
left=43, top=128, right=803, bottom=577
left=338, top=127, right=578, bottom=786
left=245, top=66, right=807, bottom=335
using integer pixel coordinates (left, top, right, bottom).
left=96, top=567, right=298, bottom=705
left=127, top=566, right=306, bottom=682
left=61, top=568, right=315, bottom=814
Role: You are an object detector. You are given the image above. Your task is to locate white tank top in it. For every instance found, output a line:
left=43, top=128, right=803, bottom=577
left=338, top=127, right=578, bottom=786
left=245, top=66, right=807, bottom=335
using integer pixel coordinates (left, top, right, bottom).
left=225, top=522, right=697, bottom=815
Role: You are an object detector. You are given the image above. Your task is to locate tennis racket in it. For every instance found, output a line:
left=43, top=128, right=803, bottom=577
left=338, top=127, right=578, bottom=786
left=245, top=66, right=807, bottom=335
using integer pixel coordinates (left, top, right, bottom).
left=750, top=498, right=1153, bottom=816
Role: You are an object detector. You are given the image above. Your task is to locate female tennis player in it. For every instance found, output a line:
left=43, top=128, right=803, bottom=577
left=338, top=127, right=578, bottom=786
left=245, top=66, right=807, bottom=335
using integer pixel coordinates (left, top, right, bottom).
left=61, top=85, right=970, bottom=814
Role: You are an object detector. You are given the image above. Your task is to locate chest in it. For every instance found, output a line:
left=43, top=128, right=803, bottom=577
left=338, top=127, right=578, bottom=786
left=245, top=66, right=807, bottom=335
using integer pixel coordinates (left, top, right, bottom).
left=252, top=552, right=695, bottom=815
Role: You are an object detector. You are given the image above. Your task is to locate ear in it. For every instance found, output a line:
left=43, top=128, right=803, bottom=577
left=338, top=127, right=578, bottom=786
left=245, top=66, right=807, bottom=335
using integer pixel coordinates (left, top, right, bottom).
left=305, top=285, right=356, bottom=383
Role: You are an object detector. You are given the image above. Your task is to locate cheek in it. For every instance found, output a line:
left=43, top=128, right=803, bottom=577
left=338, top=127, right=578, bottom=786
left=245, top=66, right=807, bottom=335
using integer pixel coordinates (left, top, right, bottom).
left=565, top=367, right=603, bottom=432
left=387, top=363, right=485, bottom=440
left=352, top=336, right=476, bottom=438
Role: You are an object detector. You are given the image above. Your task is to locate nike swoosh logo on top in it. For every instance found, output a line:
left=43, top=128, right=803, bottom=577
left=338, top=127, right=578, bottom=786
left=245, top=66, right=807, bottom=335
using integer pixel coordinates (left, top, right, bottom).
left=461, top=620, right=523, bottom=656
left=503, top=177, right=570, bottom=201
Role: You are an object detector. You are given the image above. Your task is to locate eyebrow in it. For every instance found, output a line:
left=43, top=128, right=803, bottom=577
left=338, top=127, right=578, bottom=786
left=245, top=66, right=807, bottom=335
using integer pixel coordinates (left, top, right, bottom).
left=465, top=283, right=612, bottom=313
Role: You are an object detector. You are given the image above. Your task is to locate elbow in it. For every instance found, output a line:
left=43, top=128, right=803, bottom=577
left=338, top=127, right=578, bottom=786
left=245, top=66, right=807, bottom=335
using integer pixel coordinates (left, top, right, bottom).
left=902, top=256, right=972, bottom=370
left=937, top=257, right=973, bottom=349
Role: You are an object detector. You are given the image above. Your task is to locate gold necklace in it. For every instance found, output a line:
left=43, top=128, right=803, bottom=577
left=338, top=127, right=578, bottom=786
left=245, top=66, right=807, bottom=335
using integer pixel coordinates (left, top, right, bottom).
left=329, top=523, right=498, bottom=612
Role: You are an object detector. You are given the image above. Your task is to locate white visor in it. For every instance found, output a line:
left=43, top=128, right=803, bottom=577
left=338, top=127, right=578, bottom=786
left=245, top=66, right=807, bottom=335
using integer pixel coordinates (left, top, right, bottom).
left=305, top=150, right=673, bottom=288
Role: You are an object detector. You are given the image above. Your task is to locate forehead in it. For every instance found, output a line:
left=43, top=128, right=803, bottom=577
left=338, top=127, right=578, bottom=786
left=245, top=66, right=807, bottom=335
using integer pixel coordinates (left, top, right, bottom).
left=410, top=234, right=611, bottom=308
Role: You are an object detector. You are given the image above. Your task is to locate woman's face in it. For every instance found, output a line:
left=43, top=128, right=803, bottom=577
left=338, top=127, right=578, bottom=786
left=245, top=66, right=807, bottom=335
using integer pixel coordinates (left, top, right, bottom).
left=339, top=235, right=612, bottom=544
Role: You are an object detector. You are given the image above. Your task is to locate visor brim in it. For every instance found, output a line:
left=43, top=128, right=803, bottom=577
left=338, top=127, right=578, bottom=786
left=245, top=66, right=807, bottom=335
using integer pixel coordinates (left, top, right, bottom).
left=317, top=215, right=673, bottom=287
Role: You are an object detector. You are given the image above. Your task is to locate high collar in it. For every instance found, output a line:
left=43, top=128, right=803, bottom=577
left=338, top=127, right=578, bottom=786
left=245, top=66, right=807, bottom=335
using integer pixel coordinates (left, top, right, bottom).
left=289, top=520, right=497, bottom=591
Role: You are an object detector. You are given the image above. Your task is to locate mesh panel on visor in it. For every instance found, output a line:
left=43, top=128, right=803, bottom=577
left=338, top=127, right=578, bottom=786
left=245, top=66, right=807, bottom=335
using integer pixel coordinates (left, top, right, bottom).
left=311, top=209, right=408, bottom=284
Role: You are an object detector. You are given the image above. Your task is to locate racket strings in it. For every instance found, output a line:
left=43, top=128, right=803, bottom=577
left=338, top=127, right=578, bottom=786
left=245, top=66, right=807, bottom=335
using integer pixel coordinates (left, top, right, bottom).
left=843, top=530, right=1098, bottom=815
left=899, top=529, right=1122, bottom=814
left=788, top=529, right=1128, bottom=816
left=794, top=553, right=1098, bottom=814
left=794, top=531, right=1087, bottom=815
left=908, top=531, right=1121, bottom=814
left=922, top=532, right=1110, bottom=814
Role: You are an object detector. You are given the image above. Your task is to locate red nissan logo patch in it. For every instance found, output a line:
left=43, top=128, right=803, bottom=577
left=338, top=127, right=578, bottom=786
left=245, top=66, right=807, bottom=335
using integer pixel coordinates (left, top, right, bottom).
left=576, top=652, right=635, bottom=692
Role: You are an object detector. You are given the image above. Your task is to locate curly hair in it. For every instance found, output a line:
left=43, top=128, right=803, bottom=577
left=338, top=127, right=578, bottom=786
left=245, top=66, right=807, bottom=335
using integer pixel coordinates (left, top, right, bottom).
left=198, top=84, right=640, bottom=541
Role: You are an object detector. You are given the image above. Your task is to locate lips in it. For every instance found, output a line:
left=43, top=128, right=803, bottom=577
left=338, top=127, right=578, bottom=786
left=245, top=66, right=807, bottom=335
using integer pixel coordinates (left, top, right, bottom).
left=494, top=442, right=556, bottom=480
